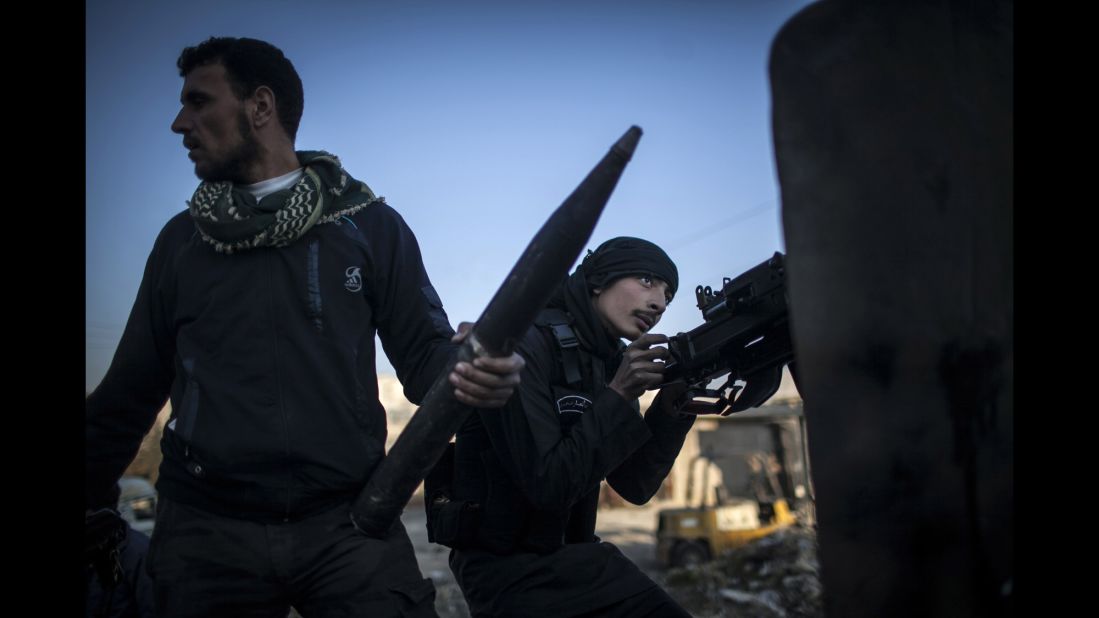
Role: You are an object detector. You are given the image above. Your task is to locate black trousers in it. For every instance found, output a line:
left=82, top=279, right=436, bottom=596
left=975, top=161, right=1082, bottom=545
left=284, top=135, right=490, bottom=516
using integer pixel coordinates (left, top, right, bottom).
left=577, top=585, right=692, bottom=618
left=146, top=498, right=436, bottom=618
left=452, top=542, right=691, bottom=618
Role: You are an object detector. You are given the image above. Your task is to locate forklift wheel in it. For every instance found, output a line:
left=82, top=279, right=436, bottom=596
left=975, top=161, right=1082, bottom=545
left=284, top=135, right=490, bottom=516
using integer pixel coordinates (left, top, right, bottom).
left=671, top=540, right=710, bottom=568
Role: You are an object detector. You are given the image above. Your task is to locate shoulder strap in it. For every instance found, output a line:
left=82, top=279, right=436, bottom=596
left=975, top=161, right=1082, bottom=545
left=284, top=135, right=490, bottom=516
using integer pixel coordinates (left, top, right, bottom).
left=535, top=308, right=584, bottom=389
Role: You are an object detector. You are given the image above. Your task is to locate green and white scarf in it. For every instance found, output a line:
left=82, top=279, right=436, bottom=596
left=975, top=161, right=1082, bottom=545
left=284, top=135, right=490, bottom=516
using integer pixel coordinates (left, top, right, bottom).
left=188, top=150, right=383, bottom=253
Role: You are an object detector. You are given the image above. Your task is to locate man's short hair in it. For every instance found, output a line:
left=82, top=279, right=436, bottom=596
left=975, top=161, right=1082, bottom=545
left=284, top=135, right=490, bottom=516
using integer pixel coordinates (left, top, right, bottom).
left=177, top=37, right=304, bottom=141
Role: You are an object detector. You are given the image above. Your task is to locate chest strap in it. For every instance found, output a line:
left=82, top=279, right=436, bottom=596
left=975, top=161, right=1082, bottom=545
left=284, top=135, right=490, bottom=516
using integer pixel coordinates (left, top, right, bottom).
left=548, top=322, right=583, bottom=388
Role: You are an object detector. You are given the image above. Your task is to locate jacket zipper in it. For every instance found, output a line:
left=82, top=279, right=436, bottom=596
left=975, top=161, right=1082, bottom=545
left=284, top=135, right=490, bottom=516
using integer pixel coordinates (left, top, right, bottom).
left=266, top=249, right=293, bottom=522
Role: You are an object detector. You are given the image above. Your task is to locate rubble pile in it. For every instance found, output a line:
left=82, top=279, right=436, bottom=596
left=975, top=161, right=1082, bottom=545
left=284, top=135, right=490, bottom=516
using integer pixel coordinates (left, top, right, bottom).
left=660, top=525, right=823, bottom=618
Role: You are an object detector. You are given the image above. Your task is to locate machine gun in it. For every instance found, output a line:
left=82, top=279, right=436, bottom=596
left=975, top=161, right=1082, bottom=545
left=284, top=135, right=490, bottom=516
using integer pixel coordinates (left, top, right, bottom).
left=662, top=252, right=799, bottom=415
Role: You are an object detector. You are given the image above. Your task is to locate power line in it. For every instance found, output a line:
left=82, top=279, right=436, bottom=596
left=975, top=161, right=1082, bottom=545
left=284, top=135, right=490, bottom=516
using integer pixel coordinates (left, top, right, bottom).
left=664, top=198, right=777, bottom=251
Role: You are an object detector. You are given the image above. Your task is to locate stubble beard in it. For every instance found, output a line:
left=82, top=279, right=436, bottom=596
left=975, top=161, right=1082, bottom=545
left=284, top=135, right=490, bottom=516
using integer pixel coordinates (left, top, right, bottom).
left=195, top=109, right=261, bottom=184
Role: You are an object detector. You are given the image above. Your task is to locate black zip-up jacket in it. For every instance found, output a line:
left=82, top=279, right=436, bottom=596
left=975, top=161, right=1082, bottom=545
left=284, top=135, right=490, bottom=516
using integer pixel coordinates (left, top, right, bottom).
left=86, top=201, right=457, bottom=523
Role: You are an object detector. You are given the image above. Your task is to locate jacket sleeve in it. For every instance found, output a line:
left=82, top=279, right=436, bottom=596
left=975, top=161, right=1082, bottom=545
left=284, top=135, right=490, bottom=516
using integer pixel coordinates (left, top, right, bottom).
left=606, top=388, right=696, bottom=505
left=85, top=217, right=185, bottom=510
left=360, top=203, right=458, bottom=404
left=476, top=327, right=652, bottom=511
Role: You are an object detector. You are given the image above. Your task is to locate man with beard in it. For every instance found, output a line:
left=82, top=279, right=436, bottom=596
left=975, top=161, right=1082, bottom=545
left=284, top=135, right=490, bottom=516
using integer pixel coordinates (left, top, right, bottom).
left=85, top=37, right=523, bottom=617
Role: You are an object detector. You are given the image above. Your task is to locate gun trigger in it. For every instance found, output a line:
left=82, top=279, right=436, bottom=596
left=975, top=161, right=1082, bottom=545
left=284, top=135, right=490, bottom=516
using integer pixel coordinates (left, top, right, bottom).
left=676, top=385, right=736, bottom=416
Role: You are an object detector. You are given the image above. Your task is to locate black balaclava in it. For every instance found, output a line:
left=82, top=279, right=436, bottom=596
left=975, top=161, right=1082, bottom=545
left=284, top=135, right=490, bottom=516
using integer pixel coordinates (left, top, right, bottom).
left=547, top=236, right=678, bottom=360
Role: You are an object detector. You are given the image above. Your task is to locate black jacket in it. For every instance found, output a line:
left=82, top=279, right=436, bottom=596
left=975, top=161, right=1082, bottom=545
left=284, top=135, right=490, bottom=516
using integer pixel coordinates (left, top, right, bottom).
left=446, top=311, right=695, bottom=616
left=451, top=310, right=696, bottom=554
left=86, top=201, right=457, bottom=522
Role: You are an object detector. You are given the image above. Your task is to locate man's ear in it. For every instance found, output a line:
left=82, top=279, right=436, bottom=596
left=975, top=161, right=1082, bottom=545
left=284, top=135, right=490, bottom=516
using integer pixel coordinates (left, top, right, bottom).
left=249, top=86, right=277, bottom=129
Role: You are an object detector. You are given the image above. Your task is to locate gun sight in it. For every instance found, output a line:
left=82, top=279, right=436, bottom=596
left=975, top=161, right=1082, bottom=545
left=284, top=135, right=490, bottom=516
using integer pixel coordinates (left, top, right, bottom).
left=662, top=252, right=796, bottom=415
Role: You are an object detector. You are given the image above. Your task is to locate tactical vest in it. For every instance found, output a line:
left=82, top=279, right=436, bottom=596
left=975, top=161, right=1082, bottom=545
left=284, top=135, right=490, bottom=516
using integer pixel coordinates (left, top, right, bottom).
left=537, top=307, right=603, bottom=393
left=424, top=308, right=607, bottom=554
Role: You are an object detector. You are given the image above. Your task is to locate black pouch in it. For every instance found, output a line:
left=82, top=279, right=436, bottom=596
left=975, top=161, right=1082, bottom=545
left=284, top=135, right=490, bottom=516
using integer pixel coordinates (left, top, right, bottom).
left=424, top=443, right=482, bottom=548
left=429, top=498, right=482, bottom=548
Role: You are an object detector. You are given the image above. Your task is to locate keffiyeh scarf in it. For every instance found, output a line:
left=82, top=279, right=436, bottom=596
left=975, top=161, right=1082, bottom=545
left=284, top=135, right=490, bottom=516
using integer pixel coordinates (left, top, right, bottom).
left=188, top=151, right=383, bottom=253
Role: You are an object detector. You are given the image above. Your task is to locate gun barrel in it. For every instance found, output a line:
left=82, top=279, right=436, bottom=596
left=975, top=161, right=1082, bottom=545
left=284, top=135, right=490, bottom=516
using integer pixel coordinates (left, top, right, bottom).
left=349, top=126, right=643, bottom=537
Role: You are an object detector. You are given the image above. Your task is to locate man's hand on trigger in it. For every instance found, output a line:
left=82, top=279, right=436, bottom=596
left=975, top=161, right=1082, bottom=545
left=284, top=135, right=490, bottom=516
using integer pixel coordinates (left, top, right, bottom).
left=449, top=322, right=525, bottom=408
left=609, top=333, right=670, bottom=401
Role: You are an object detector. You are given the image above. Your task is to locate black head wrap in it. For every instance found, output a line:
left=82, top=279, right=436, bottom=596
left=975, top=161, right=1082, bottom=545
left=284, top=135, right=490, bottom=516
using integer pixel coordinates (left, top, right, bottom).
left=580, top=237, right=678, bottom=297
left=547, top=237, right=678, bottom=360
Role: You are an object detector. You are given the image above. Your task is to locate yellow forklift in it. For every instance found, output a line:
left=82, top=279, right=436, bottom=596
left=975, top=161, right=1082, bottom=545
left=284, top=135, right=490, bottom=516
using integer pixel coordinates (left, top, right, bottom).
left=656, top=452, right=799, bottom=568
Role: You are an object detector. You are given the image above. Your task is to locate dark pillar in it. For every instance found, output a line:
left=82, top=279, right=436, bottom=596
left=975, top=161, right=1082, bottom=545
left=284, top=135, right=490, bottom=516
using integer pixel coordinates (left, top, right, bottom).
left=770, top=1, right=1012, bottom=616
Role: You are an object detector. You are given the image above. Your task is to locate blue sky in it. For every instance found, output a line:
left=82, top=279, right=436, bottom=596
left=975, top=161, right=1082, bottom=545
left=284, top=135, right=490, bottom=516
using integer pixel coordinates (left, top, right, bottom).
left=86, top=0, right=815, bottom=392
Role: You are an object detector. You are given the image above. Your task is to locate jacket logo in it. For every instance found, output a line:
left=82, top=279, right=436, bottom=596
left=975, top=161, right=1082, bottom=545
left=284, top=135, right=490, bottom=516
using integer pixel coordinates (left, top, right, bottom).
left=556, top=395, right=592, bottom=415
left=344, top=266, right=362, bottom=292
